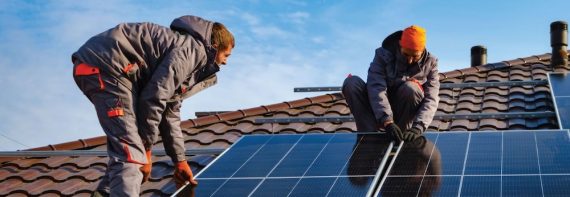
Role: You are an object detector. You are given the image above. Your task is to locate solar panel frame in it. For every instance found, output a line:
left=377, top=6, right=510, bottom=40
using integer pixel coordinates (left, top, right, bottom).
left=374, top=129, right=570, bottom=197
left=181, top=133, right=394, bottom=197
left=548, top=73, right=570, bottom=129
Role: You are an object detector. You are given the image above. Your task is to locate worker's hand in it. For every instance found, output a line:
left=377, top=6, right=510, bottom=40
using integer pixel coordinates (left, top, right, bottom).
left=385, top=123, right=403, bottom=143
left=174, top=160, right=198, bottom=188
left=402, top=132, right=419, bottom=142
left=402, top=128, right=421, bottom=142
left=140, top=150, right=152, bottom=183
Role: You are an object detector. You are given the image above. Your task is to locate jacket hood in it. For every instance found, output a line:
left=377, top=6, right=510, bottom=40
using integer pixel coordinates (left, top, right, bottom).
left=170, top=15, right=218, bottom=71
left=170, top=15, right=214, bottom=47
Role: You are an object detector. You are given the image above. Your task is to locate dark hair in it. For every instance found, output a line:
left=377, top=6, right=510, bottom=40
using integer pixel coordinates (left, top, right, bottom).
left=211, top=22, right=235, bottom=51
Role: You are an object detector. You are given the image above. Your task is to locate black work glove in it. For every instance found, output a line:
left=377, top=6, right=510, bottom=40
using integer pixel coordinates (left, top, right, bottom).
left=385, top=123, right=403, bottom=142
left=402, top=127, right=422, bottom=142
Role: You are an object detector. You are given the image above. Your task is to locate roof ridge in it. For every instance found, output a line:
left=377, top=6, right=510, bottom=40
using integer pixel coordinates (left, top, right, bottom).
left=439, top=52, right=552, bottom=80
left=181, top=93, right=344, bottom=128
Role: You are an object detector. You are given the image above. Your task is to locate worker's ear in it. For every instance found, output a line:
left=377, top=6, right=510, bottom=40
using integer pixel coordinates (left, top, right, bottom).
left=212, top=43, right=219, bottom=50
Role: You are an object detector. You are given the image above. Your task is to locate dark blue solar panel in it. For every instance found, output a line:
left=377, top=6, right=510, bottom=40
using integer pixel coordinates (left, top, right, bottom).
left=376, top=130, right=570, bottom=197
left=460, top=176, right=501, bottom=196
left=422, top=176, right=461, bottom=196
left=542, top=175, right=570, bottom=196
left=198, top=135, right=271, bottom=178
left=191, top=133, right=393, bottom=197
left=549, top=73, right=570, bottom=96
left=304, top=134, right=359, bottom=176
left=465, top=132, right=501, bottom=175
left=502, top=176, right=542, bottom=196
left=269, top=134, right=333, bottom=177
left=327, top=176, right=376, bottom=196
left=430, top=132, right=468, bottom=175
left=536, top=131, right=570, bottom=173
left=503, top=131, right=540, bottom=174
left=250, top=178, right=298, bottom=197
left=233, top=135, right=301, bottom=177
left=211, top=179, right=262, bottom=197
left=288, top=177, right=336, bottom=196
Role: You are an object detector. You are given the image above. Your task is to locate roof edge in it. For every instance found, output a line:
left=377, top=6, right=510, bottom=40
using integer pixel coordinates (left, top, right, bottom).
left=25, top=136, right=107, bottom=151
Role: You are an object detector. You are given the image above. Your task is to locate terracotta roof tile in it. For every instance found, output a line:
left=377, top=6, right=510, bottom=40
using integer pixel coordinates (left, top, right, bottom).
left=449, top=119, right=479, bottom=131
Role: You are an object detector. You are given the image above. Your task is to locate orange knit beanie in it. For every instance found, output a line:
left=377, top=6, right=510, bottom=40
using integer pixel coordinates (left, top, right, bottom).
left=400, top=25, right=426, bottom=51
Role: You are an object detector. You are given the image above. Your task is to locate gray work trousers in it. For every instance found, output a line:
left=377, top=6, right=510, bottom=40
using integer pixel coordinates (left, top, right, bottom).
left=73, top=62, right=146, bottom=196
left=342, top=75, right=424, bottom=132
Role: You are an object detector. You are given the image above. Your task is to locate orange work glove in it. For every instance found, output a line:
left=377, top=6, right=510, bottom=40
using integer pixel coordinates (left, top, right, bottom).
left=174, top=160, right=198, bottom=188
left=140, top=150, right=152, bottom=183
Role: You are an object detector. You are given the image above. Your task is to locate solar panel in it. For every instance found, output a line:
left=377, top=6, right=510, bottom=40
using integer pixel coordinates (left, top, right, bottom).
left=549, top=73, right=570, bottom=129
left=182, top=133, right=394, bottom=197
left=375, top=130, right=570, bottom=197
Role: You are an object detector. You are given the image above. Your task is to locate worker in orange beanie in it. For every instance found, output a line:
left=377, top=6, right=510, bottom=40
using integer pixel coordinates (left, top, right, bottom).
left=342, top=25, right=440, bottom=143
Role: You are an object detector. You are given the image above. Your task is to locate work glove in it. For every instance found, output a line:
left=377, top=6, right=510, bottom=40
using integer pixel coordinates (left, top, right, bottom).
left=402, top=127, right=422, bottom=142
left=385, top=123, right=403, bottom=143
left=174, top=160, right=198, bottom=188
left=140, top=150, right=152, bottom=183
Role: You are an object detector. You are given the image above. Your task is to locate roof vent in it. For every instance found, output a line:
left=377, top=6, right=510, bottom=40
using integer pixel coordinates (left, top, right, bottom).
left=550, top=21, right=568, bottom=71
left=471, top=45, right=487, bottom=67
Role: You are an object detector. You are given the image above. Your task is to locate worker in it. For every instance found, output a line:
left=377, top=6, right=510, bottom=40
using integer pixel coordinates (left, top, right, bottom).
left=72, top=15, right=234, bottom=196
left=342, top=25, right=440, bottom=142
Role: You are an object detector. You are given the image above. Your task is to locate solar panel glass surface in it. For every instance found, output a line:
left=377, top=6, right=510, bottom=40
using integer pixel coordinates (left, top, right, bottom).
left=187, top=133, right=393, bottom=197
left=376, top=130, right=570, bottom=197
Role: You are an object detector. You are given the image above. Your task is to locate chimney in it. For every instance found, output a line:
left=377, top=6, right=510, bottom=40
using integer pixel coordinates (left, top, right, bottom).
left=550, top=21, right=568, bottom=71
left=471, top=45, right=487, bottom=67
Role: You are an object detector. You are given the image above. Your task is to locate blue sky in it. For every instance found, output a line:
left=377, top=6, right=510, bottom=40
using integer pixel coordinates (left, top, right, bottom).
left=0, top=0, right=568, bottom=151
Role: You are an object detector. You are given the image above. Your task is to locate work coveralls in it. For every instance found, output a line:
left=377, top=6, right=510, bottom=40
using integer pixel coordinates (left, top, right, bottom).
left=342, top=31, right=440, bottom=133
left=72, top=15, right=219, bottom=196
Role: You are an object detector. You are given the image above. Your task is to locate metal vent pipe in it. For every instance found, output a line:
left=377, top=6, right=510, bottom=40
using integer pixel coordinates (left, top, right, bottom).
left=471, top=45, right=487, bottom=67
left=551, top=21, right=568, bottom=70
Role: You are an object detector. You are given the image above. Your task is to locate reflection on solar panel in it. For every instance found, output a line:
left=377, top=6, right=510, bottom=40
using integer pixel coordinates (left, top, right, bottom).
left=183, top=133, right=393, bottom=197
left=375, top=130, right=570, bottom=196
left=549, top=73, right=570, bottom=129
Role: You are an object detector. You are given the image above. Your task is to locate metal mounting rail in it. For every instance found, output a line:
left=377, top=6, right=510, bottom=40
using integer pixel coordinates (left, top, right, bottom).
left=0, top=148, right=225, bottom=157
left=293, top=80, right=547, bottom=92
left=195, top=111, right=230, bottom=117
left=433, top=111, right=556, bottom=120
left=254, top=111, right=556, bottom=123
left=294, top=86, right=342, bottom=92
left=255, top=116, right=355, bottom=124
left=439, top=80, right=547, bottom=88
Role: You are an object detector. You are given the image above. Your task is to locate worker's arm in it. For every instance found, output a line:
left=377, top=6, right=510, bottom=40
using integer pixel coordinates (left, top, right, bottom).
left=137, top=47, right=203, bottom=149
left=412, top=59, right=440, bottom=133
left=366, top=47, right=394, bottom=128
left=159, top=100, right=186, bottom=163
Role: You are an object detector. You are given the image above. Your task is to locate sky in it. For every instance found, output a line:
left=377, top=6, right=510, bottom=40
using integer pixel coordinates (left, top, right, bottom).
left=0, top=0, right=569, bottom=151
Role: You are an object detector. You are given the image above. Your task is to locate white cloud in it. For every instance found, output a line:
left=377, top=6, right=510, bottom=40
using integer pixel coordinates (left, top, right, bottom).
left=251, top=25, right=290, bottom=38
left=284, top=11, right=310, bottom=25
left=240, top=12, right=260, bottom=26
left=312, top=36, right=325, bottom=44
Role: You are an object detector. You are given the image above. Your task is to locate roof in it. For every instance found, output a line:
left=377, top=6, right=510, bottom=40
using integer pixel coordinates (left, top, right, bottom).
left=1, top=52, right=567, bottom=196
